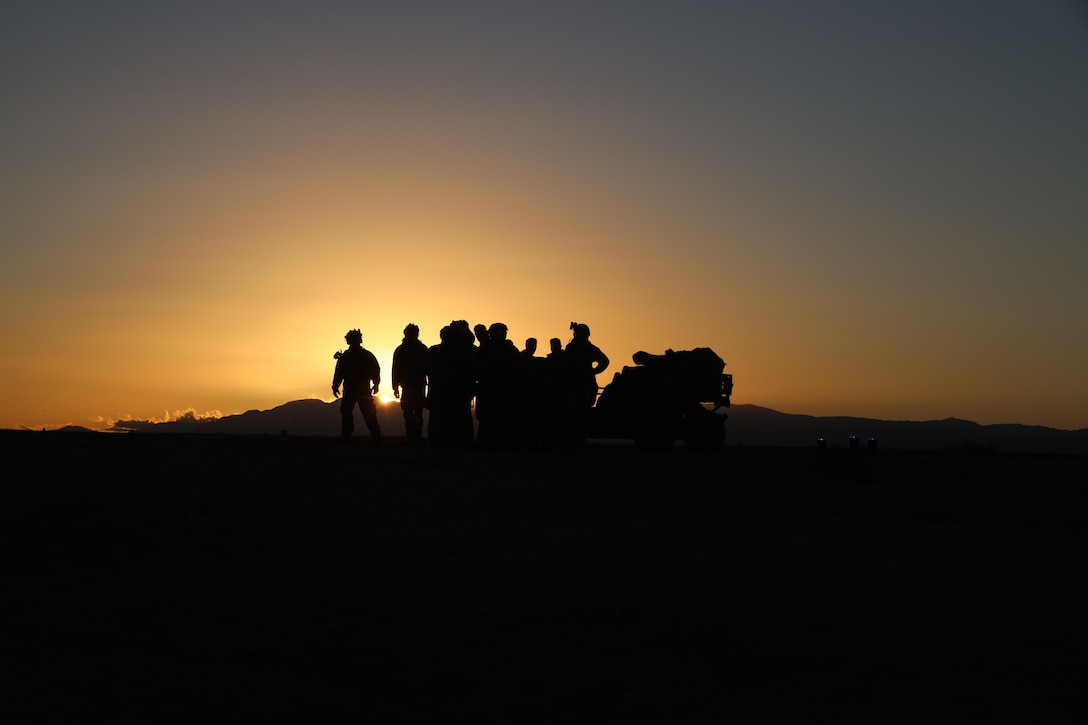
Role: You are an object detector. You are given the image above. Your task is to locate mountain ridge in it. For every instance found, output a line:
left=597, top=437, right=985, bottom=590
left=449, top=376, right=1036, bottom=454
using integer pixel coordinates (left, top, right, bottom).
left=97, top=400, right=1088, bottom=455
left=727, top=404, right=1088, bottom=454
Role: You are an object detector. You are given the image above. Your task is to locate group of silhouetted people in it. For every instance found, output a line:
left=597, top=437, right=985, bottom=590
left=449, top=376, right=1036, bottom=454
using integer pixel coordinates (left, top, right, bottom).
left=332, top=321, right=609, bottom=449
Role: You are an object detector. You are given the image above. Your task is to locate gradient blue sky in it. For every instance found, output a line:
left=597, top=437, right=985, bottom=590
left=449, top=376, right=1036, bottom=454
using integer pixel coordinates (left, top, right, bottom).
left=3, top=1, right=1087, bottom=430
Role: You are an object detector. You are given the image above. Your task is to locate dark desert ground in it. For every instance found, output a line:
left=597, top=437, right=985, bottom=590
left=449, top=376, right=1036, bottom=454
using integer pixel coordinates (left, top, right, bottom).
left=5, top=431, right=1086, bottom=722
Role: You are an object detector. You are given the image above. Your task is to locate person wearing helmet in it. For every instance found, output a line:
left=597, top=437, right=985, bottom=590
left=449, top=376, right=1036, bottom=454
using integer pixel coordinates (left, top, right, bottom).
left=332, top=328, right=382, bottom=443
left=392, top=323, right=428, bottom=445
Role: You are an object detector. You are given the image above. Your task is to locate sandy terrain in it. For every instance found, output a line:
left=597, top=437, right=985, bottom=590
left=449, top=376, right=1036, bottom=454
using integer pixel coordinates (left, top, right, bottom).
left=5, top=431, right=1086, bottom=722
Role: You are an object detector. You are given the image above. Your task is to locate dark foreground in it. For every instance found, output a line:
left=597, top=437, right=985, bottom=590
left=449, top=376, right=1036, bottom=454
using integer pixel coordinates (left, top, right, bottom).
left=4, top=432, right=1087, bottom=722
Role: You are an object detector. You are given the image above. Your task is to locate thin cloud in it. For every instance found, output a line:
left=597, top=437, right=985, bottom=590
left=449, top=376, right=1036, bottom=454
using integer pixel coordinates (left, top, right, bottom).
left=103, top=407, right=226, bottom=431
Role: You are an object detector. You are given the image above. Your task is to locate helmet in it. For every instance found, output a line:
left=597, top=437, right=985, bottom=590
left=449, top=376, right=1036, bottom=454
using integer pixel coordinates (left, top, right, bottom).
left=403, top=323, right=419, bottom=338
left=344, top=329, right=362, bottom=344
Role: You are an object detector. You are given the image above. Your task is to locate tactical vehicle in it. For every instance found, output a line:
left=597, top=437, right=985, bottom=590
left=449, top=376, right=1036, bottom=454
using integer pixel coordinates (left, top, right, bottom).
left=590, top=347, right=733, bottom=451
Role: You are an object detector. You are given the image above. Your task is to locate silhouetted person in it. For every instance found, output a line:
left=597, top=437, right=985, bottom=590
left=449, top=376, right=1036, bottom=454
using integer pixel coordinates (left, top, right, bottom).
left=518, top=337, right=546, bottom=449
left=542, top=337, right=567, bottom=448
left=474, top=322, right=490, bottom=348
left=392, top=323, right=428, bottom=445
left=475, top=322, right=520, bottom=448
left=332, top=328, right=381, bottom=443
left=451, top=319, right=481, bottom=445
left=472, top=323, right=493, bottom=445
left=563, top=322, right=609, bottom=446
left=424, top=322, right=477, bottom=447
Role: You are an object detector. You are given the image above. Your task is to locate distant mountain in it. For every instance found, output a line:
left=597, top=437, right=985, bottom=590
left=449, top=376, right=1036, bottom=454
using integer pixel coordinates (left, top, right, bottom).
left=112, top=399, right=408, bottom=438
left=108, top=399, right=1088, bottom=455
left=725, top=404, right=1088, bottom=455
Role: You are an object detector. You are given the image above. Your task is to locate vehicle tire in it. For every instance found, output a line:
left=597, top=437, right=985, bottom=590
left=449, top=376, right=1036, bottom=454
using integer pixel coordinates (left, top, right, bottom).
left=683, top=412, right=726, bottom=452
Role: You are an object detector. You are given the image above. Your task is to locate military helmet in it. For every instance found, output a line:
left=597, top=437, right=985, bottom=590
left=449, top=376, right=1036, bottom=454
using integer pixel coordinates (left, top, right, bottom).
left=344, top=329, right=363, bottom=344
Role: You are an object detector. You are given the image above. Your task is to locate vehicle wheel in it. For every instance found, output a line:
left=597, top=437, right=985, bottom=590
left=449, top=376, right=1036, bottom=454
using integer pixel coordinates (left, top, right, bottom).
left=683, top=413, right=726, bottom=452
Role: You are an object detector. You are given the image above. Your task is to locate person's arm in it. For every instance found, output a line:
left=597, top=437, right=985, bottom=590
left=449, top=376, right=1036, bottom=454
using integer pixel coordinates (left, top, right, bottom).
left=391, top=350, right=401, bottom=398
left=592, top=349, right=610, bottom=376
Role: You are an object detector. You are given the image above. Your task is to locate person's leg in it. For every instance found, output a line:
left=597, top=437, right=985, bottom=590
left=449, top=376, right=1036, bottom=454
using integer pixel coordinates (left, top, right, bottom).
left=340, top=396, right=355, bottom=439
left=361, top=397, right=381, bottom=443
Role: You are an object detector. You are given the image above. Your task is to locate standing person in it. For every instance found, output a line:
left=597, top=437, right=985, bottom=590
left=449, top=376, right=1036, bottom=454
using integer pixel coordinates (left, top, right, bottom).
left=475, top=322, right=520, bottom=448
left=451, top=320, right=480, bottom=446
left=542, top=337, right=567, bottom=448
left=563, top=322, right=609, bottom=446
left=392, top=323, right=429, bottom=445
left=518, top=337, right=545, bottom=449
left=424, top=323, right=477, bottom=447
left=332, top=328, right=382, bottom=443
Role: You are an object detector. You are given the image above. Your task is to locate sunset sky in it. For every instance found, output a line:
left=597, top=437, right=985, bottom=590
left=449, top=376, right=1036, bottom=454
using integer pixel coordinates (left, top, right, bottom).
left=3, top=1, right=1087, bottom=431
